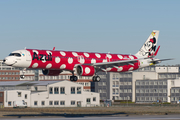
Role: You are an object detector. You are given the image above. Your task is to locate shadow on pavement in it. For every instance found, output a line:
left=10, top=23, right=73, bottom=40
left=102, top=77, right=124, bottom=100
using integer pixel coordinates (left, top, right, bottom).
left=4, top=112, right=127, bottom=118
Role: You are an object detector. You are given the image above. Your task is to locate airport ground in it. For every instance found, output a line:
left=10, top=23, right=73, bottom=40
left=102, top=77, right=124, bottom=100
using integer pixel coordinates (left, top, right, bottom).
left=1, top=105, right=180, bottom=118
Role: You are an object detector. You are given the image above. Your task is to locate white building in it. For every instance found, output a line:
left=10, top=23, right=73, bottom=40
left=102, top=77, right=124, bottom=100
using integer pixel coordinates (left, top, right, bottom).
left=0, top=80, right=99, bottom=107
left=3, top=90, right=30, bottom=107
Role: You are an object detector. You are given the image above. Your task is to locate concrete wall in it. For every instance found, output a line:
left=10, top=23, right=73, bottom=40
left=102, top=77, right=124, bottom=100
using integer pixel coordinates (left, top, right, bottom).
left=4, top=90, right=30, bottom=107
left=30, top=81, right=99, bottom=107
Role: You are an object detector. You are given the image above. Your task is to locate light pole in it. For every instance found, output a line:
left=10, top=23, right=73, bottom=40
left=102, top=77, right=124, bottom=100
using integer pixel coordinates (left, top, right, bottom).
left=127, top=96, right=129, bottom=106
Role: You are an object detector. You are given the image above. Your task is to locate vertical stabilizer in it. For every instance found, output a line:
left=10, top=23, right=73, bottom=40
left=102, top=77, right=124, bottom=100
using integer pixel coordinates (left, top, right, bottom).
left=135, top=30, right=159, bottom=58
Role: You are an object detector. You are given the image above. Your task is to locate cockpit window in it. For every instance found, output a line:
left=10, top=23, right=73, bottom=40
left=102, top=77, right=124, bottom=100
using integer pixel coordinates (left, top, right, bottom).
left=9, top=53, right=21, bottom=57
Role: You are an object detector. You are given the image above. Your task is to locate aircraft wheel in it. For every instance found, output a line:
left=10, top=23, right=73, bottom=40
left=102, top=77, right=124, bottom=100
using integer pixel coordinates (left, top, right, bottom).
left=20, top=75, right=25, bottom=79
left=73, top=76, right=78, bottom=81
left=92, top=76, right=96, bottom=82
left=92, top=76, right=101, bottom=82
left=70, top=76, right=78, bottom=81
left=95, top=76, right=101, bottom=82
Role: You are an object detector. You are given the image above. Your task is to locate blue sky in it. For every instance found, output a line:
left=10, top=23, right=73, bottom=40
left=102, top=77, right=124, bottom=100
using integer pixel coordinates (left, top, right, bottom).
left=0, top=0, right=179, bottom=65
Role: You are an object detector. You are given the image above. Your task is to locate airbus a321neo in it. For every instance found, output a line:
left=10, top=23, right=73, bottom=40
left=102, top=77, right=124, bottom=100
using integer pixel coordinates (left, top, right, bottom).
left=3, top=30, right=172, bottom=82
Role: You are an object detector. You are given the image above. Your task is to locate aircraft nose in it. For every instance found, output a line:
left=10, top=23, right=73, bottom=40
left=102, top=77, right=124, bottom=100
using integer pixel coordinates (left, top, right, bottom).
left=3, top=57, right=17, bottom=66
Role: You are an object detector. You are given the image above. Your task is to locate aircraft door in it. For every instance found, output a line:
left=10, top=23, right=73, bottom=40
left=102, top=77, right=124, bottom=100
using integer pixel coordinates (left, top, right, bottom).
left=25, top=50, right=32, bottom=61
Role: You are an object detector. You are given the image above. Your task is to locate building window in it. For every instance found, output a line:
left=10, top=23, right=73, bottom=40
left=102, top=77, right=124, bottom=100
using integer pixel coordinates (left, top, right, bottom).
left=54, top=101, right=59, bottom=105
left=41, top=101, right=45, bottom=106
left=77, top=87, right=81, bottom=94
left=60, top=87, right=65, bottom=94
left=54, top=87, right=59, bottom=94
left=71, top=87, right=75, bottom=94
left=49, top=87, right=53, bottom=94
left=93, top=97, right=96, bottom=102
left=86, top=98, right=91, bottom=104
left=25, top=94, right=27, bottom=99
left=0, top=93, right=2, bottom=97
left=49, top=101, right=53, bottom=105
left=8, top=101, right=11, bottom=106
left=18, top=92, right=21, bottom=97
left=60, top=101, right=65, bottom=105
left=34, top=101, right=37, bottom=106
left=34, top=87, right=38, bottom=91
left=71, top=101, right=75, bottom=105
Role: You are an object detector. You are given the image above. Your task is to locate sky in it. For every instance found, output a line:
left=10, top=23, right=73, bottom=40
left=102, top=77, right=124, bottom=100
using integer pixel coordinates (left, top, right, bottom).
left=0, top=0, right=180, bottom=65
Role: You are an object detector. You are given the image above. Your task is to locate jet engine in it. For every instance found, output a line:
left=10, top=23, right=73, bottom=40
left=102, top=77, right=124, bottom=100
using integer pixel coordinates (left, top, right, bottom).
left=42, top=69, right=62, bottom=76
left=76, top=65, right=95, bottom=76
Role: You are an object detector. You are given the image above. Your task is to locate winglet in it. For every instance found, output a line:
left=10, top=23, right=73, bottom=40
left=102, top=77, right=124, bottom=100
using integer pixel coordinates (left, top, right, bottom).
left=154, top=46, right=160, bottom=56
left=53, top=47, right=55, bottom=51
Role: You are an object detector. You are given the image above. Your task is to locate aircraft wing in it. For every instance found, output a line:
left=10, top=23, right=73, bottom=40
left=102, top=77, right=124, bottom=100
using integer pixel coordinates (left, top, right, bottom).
left=85, top=58, right=141, bottom=69
left=149, top=58, right=174, bottom=63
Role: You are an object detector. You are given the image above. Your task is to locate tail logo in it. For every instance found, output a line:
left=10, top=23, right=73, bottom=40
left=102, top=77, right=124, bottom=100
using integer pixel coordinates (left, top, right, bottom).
left=136, top=30, right=159, bottom=57
left=151, top=32, right=156, bottom=37
left=144, top=37, right=156, bottom=56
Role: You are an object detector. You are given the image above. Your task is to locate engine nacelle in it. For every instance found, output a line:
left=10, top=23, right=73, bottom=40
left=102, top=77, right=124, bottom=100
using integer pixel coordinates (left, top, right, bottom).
left=42, top=69, right=62, bottom=76
left=76, top=65, right=95, bottom=76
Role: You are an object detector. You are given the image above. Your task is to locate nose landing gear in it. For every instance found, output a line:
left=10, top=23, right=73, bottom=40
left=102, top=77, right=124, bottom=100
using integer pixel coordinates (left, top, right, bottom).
left=20, top=68, right=26, bottom=79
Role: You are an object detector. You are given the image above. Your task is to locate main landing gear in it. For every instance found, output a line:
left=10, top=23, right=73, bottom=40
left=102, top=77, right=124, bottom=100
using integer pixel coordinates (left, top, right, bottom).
left=92, top=75, right=101, bottom=82
left=70, top=71, right=78, bottom=81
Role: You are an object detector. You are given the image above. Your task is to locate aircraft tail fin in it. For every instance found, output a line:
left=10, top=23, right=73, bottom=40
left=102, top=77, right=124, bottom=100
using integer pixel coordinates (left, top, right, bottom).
left=135, top=30, right=159, bottom=58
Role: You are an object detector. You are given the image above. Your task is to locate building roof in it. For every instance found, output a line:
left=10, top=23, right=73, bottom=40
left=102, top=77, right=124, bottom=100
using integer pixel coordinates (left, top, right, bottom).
left=27, top=81, right=61, bottom=86
left=0, top=81, right=29, bottom=86
left=0, top=80, right=64, bottom=86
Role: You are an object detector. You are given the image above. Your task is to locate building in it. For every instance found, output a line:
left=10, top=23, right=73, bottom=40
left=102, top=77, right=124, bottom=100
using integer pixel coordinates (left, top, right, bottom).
left=95, top=65, right=180, bottom=103
left=0, top=80, right=99, bottom=107
left=0, top=60, right=20, bottom=81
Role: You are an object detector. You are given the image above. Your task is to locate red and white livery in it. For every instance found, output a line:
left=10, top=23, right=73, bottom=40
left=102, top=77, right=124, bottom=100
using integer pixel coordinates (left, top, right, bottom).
left=3, top=30, right=171, bottom=82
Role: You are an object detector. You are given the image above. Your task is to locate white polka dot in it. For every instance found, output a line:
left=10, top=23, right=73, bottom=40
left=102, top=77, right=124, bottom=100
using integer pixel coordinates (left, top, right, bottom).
left=95, top=53, right=101, bottom=58
left=129, top=55, right=134, bottom=60
left=107, top=54, right=112, bottom=58
left=46, top=63, right=52, bottom=68
left=129, top=67, right=134, bottom=71
left=55, top=57, right=60, bottom=63
left=91, top=59, right=96, bottom=63
left=103, top=59, right=107, bottom=62
left=46, top=51, right=52, bottom=55
left=68, top=57, right=73, bottom=64
left=60, top=64, right=66, bottom=69
left=118, top=55, right=123, bottom=59
left=117, top=67, right=123, bottom=72
left=33, top=50, right=39, bottom=55
left=32, top=63, right=38, bottom=68
left=60, top=51, right=66, bottom=56
left=106, top=67, right=112, bottom=71
left=72, top=52, right=78, bottom=57
left=84, top=53, right=89, bottom=57
left=85, top=67, right=90, bottom=74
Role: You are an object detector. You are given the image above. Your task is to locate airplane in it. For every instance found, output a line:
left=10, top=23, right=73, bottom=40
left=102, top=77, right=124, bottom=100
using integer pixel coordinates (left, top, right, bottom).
left=3, top=30, right=172, bottom=82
